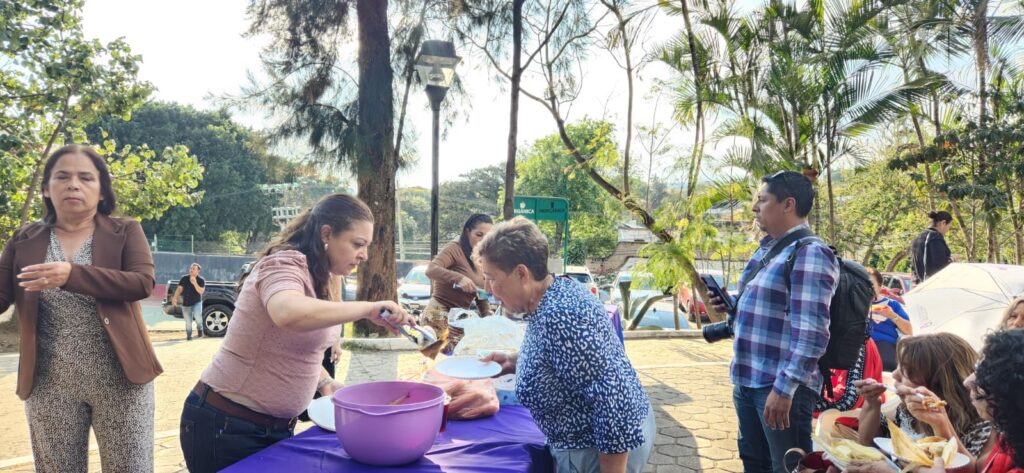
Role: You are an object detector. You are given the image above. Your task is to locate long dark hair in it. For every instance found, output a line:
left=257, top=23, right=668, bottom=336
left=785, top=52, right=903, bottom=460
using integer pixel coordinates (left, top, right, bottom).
left=459, top=213, right=492, bottom=271
left=41, top=144, right=117, bottom=224
left=895, top=333, right=981, bottom=436
left=241, top=193, right=373, bottom=300
left=975, top=330, right=1024, bottom=468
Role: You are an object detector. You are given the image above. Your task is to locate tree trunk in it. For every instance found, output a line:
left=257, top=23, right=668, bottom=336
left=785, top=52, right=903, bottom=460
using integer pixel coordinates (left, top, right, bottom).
left=680, top=0, right=704, bottom=198
left=974, top=0, right=990, bottom=128
left=544, top=102, right=724, bottom=322
left=826, top=158, right=836, bottom=243
left=612, top=2, right=635, bottom=196
left=19, top=92, right=71, bottom=227
left=885, top=248, right=908, bottom=272
left=355, top=0, right=397, bottom=336
left=503, top=0, right=525, bottom=221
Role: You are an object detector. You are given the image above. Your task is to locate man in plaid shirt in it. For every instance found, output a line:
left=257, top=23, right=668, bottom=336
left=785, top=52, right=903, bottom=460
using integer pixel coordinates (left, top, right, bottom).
left=710, top=171, right=838, bottom=473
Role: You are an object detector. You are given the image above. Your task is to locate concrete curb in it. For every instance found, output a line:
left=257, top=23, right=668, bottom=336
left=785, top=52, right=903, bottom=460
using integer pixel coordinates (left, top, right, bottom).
left=623, top=330, right=704, bottom=340
left=336, top=329, right=707, bottom=351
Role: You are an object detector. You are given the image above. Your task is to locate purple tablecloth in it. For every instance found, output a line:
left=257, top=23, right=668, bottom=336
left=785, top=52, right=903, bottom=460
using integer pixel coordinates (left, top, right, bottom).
left=222, top=406, right=553, bottom=472
left=605, top=304, right=624, bottom=344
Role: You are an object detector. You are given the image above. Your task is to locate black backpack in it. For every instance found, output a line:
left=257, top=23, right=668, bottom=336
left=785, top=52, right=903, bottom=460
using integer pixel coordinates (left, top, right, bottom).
left=784, top=234, right=873, bottom=396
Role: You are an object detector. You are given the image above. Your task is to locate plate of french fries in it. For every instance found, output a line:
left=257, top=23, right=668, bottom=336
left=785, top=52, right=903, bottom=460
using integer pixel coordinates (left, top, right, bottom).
left=814, top=433, right=890, bottom=470
left=875, top=420, right=969, bottom=471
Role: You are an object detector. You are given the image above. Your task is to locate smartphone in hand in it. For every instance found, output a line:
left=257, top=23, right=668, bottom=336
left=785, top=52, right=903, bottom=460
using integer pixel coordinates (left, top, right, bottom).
left=700, top=274, right=735, bottom=315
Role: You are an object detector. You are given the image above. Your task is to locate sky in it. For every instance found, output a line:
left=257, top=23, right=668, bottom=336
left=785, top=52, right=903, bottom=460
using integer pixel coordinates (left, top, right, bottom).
left=80, top=0, right=692, bottom=190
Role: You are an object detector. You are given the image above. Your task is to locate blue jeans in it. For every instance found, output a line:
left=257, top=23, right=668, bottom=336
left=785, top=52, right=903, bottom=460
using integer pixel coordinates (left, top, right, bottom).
left=733, top=385, right=816, bottom=473
left=182, top=302, right=202, bottom=339
left=550, top=404, right=657, bottom=473
left=179, top=388, right=293, bottom=473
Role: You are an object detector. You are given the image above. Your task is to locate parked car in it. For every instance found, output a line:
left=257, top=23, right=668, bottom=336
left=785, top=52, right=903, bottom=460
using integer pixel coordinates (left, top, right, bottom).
left=563, top=265, right=599, bottom=298
left=608, top=271, right=671, bottom=310
left=398, top=265, right=431, bottom=315
left=881, top=271, right=914, bottom=303
left=162, top=279, right=236, bottom=337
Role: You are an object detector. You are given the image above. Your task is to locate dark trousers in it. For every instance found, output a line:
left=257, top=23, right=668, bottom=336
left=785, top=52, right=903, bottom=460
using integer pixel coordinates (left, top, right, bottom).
left=875, top=340, right=898, bottom=372
left=179, top=388, right=293, bottom=473
left=733, top=385, right=817, bottom=473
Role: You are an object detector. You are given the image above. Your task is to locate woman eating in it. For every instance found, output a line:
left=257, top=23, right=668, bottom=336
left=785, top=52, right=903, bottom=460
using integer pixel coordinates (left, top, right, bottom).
left=914, top=330, right=1024, bottom=473
left=478, top=217, right=655, bottom=473
left=179, top=193, right=415, bottom=472
left=866, top=267, right=912, bottom=371
left=845, top=333, right=993, bottom=472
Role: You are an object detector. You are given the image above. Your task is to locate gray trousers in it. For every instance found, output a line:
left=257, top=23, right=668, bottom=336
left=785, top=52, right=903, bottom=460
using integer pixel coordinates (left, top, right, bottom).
left=550, top=405, right=658, bottom=473
left=26, top=379, right=155, bottom=473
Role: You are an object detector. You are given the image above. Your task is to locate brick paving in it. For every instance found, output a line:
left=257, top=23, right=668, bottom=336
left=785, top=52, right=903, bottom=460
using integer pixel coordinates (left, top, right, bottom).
left=0, top=336, right=739, bottom=472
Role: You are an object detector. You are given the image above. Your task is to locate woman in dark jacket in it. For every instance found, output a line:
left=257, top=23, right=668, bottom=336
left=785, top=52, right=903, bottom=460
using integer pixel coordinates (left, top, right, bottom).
left=910, top=210, right=953, bottom=284
left=0, top=144, right=162, bottom=472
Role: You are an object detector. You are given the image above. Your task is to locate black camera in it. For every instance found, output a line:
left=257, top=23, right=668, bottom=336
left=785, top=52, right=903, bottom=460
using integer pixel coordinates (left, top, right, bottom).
left=702, top=311, right=735, bottom=343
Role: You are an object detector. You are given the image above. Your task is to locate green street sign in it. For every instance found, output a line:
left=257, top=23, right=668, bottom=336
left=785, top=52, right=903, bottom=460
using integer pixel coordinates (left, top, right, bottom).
left=513, top=196, right=568, bottom=221
left=513, top=196, right=570, bottom=272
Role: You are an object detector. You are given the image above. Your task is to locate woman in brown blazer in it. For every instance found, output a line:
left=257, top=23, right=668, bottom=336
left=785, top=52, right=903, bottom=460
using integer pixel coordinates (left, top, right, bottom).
left=0, top=144, right=162, bottom=473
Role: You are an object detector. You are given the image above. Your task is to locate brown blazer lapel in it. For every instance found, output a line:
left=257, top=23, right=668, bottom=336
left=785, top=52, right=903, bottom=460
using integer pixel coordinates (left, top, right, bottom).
left=12, top=224, right=49, bottom=323
left=92, top=214, right=126, bottom=270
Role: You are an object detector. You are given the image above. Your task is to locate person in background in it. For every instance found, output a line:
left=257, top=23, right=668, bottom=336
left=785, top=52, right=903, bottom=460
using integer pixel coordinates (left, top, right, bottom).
left=172, top=262, right=205, bottom=341
left=423, top=213, right=494, bottom=356
left=999, top=297, right=1024, bottom=331
left=479, top=217, right=655, bottom=473
left=910, top=211, right=953, bottom=284
left=179, top=193, right=414, bottom=472
left=866, top=267, right=912, bottom=371
left=0, top=144, right=162, bottom=472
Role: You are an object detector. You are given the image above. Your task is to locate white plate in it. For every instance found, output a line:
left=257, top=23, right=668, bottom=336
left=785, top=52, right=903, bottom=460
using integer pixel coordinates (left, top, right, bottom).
left=435, top=356, right=502, bottom=380
left=307, top=396, right=335, bottom=432
left=873, top=438, right=969, bottom=469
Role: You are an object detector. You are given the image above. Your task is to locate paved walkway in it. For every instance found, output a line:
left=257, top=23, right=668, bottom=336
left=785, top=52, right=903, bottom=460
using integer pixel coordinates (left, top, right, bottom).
left=0, top=337, right=739, bottom=473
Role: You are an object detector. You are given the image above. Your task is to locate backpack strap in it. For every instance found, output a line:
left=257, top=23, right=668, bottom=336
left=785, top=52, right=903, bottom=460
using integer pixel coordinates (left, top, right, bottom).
left=735, top=227, right=814, bottom=307
left=782, top=238, right=841, bottom=398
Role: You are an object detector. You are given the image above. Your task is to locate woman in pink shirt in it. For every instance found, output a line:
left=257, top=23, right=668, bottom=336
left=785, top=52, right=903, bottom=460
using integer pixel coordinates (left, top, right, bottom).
left=178, top=194, right=414, bottom=473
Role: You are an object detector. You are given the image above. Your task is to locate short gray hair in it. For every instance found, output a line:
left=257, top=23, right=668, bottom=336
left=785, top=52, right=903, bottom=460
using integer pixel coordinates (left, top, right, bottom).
left=473, top=217, right=549, bottom=281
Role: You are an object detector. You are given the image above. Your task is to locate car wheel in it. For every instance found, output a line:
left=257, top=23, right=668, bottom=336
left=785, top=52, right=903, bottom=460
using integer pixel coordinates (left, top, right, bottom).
left=202, top=304, right=232, bottom=337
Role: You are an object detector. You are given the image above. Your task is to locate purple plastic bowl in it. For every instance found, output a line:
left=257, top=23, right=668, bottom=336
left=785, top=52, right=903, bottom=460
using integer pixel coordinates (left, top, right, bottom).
left=332, top=381, right=445, bottom=466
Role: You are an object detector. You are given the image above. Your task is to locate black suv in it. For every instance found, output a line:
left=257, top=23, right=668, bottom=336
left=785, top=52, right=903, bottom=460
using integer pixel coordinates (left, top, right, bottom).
left=162, top=280, right=237, bottom=337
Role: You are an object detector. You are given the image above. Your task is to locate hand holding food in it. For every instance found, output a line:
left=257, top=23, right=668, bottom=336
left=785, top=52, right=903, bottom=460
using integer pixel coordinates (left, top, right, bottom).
left=854, top=379, right=887, bottom=406
left=901, top=387, right=951, bottom=429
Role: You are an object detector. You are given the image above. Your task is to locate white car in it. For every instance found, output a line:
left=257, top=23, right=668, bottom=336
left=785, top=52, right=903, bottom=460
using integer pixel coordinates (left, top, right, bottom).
left=608, top=271, right=665, bottom=307
left=398, top=265, right=431, bottom=314
left=564, top=265, right=598, bottom=298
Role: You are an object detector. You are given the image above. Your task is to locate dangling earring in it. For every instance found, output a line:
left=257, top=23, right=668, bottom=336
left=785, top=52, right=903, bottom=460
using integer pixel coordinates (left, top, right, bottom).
left=324, top=242, right=328, bottom=252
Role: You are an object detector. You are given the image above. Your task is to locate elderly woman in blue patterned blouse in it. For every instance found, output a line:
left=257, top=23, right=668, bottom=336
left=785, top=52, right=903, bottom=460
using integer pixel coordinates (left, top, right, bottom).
left=477, top=217, right=656, bottom=473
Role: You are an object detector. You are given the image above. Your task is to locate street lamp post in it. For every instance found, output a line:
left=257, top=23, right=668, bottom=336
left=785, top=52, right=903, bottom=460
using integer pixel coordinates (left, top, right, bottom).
left=415, top=40, right=460, bottom=259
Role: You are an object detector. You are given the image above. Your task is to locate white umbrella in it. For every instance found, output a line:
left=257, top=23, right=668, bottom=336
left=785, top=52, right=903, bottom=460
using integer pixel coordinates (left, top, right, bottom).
left=903, top=263, right=1024, bottom=351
